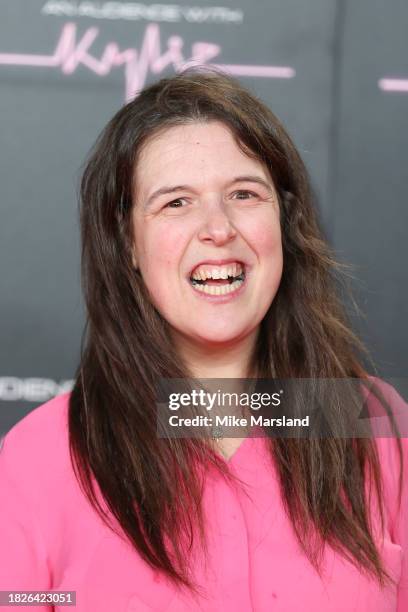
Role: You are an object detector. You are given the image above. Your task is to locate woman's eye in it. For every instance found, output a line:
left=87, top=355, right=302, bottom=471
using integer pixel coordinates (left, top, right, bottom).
left=164, top=198, right=187, bottom=209
left=162, top=191, right=259, bottom=209
left=233, top=190, right=258, bottom=200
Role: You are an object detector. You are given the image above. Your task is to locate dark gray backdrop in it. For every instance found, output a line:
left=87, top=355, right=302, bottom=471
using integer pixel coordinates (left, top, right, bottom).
left=1, top=0, right=407, bottom=434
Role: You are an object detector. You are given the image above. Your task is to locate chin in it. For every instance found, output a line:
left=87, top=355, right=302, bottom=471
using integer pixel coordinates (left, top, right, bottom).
left=189, top=325, right=253, bottom=346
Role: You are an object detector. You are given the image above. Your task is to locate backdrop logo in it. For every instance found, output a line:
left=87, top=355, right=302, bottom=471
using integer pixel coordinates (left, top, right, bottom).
left=378, top=78, right=408, bottom=93
left=0, top=377, right=74, bottom=402
left=41, top=1, right=244, bottom=23
left=0, top=22, right=295, bottom=101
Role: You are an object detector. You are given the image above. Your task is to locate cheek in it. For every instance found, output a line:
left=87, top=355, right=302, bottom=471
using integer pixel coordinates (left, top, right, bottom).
left=240, top=211, right=282, bottom=257
left=242, top=214, right=283, bottom=303
left=258, top=226, right=282, bottom=257
left=138, top=223, right=187, bottom=291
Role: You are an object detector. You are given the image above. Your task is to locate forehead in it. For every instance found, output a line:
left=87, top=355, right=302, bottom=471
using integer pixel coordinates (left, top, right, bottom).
left=133, top=121, right=270, bottom=192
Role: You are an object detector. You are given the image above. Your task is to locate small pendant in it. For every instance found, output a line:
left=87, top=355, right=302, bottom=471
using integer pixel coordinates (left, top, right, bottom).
left=211, top=425, right=224, bottom=440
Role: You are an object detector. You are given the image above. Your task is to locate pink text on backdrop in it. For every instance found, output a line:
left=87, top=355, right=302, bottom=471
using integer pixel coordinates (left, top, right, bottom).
left=0, top=22, right=296, bottom=100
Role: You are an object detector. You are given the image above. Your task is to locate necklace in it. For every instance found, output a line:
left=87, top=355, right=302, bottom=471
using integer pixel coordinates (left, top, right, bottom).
left=210, top=424, right=224, bottom=440
left=208, top=379, right=257, bottom=442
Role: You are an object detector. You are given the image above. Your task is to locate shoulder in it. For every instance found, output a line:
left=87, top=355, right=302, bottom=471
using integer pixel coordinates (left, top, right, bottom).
left=361, top=375, right=408, bottom=460
left=362, top=376, right=407, bottom=413
left=362, top=378, right=408, bottom=542
left=359, top=376, right=407, bottom=439
left=0, top=392, right=72, bottom=492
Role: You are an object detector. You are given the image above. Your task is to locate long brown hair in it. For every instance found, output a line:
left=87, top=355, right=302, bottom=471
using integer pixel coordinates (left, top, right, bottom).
left=69, top=68, right=403, bottom=590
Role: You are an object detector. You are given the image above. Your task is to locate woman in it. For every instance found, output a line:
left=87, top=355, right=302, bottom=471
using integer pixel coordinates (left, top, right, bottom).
left=0, top=68, right=407, bottom=611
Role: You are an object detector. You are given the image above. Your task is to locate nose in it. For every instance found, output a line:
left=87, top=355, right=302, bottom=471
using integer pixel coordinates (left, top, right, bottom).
left=197, top=199, right=237, bottom=246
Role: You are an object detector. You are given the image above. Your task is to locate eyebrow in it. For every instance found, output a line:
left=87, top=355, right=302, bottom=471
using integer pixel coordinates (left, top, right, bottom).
left=144, top=175, right=274, bottom=209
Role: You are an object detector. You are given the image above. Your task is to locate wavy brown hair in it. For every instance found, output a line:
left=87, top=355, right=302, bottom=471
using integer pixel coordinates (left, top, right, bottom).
left=69, top=68, right=403, bottom=591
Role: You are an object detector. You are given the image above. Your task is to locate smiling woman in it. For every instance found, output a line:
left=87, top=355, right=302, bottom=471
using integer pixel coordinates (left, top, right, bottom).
left=131, top=121, right=282, bottom=352
left=0, top=68, right=407, bottom=611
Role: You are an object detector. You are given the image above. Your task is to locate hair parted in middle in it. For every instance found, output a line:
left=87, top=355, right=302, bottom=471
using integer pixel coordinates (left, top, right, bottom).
left=68, top=67, right=403, bottom=591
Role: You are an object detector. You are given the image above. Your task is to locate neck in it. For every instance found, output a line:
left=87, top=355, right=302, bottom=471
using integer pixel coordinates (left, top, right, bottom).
left=173, top=328, right=259, bottom=379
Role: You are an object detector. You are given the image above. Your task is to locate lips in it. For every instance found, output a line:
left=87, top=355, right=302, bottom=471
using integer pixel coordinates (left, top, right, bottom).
left=188, top=259, right=247, bottom=280
left=187, top=259, right=247, bottom=297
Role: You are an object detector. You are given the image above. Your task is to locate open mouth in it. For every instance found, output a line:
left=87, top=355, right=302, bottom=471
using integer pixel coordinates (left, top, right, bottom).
left=189, top=262, right=246, bottom=296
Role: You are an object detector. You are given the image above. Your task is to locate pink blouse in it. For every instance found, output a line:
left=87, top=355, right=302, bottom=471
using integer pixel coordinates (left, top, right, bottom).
left=0, top=379, right=407, bottom=611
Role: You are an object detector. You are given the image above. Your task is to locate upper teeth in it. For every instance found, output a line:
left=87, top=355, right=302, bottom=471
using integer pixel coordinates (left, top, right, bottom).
left=191, top=263, right=244, bottom=281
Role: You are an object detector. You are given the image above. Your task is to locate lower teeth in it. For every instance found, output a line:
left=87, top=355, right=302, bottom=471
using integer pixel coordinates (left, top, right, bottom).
left=191, top=278, right=244, bottom=295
